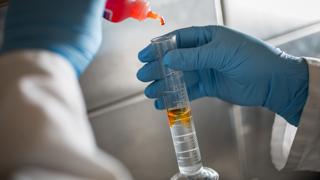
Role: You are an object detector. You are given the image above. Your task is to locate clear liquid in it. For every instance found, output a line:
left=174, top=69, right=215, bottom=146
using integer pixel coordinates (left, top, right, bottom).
left=167, top=108, right=203, bottom=175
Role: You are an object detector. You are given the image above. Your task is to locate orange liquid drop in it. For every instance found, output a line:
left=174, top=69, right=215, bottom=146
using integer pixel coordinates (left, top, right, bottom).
left=147, top=11, right=165, bottom=26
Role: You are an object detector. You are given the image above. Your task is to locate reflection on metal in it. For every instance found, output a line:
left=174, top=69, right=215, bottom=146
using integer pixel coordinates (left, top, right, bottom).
left=230, top=105, right=250, bottom=180
left=267, top=21, right=320, bottom=46
left=214, top=0, right=225, bottom=25
left=88, top=92, right=146, bottom=119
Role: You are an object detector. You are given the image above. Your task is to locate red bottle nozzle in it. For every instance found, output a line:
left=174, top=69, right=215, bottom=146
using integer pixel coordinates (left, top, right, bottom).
left=104, top=0, right=165, bottom=26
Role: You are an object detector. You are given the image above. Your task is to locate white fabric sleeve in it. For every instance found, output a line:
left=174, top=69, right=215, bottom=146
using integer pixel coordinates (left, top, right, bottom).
left=271, top=57, right=320, bottom=171
left=0, top=50, right=132, bottom=180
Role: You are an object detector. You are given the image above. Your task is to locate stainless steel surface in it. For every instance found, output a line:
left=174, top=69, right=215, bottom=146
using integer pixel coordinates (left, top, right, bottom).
left=230, top=106, right=320, bottom=180
left=223, top=0, right=320, bottom=40
left=91, top=90, right=320, bottom=179
left=278, top=31, right=320, bottom=58
left=214, top=0, right=224, bottom=25
left=230, top=106, right=250, bottom=180
left=91, top=98, right=241, bottom=180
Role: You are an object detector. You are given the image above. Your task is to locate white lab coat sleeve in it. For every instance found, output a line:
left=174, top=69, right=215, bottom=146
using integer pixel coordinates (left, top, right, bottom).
left=271, top=57, right=320, bottom=171
left=0, top=50, right=133, bottom=180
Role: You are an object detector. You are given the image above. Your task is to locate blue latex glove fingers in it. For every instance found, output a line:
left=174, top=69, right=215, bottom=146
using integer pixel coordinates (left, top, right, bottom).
left=154, top=99, right=165, bottom=110
left=163, top=43, right=218, bottom=71
left=2, top=0, right=106, bottom=77
left=137, top=58, right=200, bottom=83
left=138, top=44, right=158, bottom=63
left=144, top=72, right=200, bottom=98
left=138, top=26, right=220, bottom=110
left=163, top=26, right=274, bottom=72
left=144, top=80, right=166, bottom=98
left=137, top=60, right=163, bottom=82
left=138, top=26, right=214, bottom=63
left=137, top=26, right=215, bottom=90
left=173, top=26, right=214, bottom=48
left=153, top=84, right=205, bottom=110
left=144, top=70, right=203, bottom=110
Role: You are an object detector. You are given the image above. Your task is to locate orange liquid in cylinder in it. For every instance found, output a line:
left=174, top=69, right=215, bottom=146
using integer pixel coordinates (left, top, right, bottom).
left=167, top=108, right=192, bottom=128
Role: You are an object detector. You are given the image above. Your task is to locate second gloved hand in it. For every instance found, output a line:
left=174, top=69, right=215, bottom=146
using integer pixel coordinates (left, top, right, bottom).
left=2, top=0, right=106, bottom=77
left=137, top=26, right=309, bottom=126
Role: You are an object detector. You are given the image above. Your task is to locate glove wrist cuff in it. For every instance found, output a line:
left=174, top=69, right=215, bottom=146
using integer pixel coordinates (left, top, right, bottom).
left=277, top=82, right=308, bottom=126
left=266, top=56, right=309, bottom=126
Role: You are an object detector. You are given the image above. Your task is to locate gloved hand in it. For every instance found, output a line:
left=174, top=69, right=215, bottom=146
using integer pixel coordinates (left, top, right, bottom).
left=1, top=0, right=106, bottom=77
left=137, top=26, right=309, bottom=126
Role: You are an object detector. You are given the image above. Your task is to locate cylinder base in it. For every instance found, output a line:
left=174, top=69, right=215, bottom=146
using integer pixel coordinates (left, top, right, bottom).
left=171, top=167, right=219, bottom=180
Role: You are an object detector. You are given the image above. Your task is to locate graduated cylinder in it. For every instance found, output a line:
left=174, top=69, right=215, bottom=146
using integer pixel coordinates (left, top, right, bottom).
left=151, top=35, right=203, bottom=175
left=151, top=34, right=219, bottom=180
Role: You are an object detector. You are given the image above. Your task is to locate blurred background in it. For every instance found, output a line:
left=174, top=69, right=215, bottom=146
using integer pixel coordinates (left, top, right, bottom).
left=2, top=0, right=320, bottom=179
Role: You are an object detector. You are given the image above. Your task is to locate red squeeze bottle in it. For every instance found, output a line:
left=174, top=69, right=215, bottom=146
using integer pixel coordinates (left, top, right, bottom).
left=104, top=0, right=165, bottom=25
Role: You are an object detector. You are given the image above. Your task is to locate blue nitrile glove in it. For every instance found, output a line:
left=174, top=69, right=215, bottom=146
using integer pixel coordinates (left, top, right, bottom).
left=137, top=26, right=309, bottom=126
left=1, top=0, right=106, bottom=77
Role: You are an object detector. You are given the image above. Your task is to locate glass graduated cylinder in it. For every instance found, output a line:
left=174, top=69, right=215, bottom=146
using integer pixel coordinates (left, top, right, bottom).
left=151, top=35, right=218, bottom=179
left=151, top=35, right=203, bottom=175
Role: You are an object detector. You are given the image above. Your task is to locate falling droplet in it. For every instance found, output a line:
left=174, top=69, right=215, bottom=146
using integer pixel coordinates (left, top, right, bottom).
left=147, top=11, right=166, bottom=26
